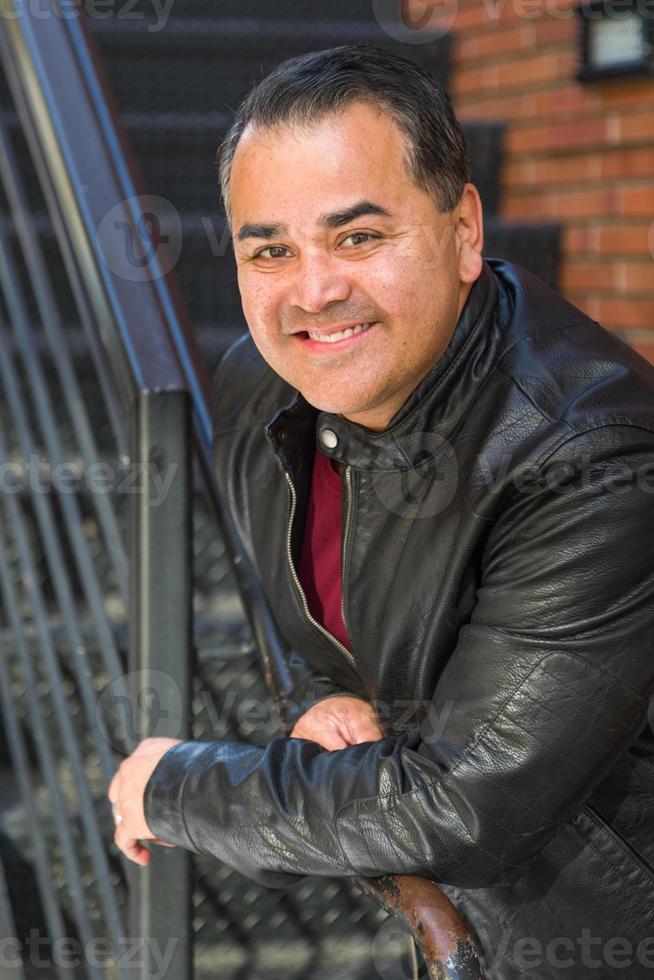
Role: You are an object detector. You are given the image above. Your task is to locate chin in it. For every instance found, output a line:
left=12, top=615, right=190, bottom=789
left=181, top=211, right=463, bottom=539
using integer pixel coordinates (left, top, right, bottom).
left=298, top=388, right=369, bottom=416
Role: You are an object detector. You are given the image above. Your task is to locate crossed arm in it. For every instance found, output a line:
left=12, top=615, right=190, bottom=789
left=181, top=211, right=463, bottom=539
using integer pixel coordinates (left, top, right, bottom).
left=108, top=696, right=381, bottom=865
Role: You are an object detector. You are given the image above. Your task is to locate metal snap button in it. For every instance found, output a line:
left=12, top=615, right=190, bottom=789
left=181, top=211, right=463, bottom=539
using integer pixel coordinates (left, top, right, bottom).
left=319, top=428, right=338, bottom=449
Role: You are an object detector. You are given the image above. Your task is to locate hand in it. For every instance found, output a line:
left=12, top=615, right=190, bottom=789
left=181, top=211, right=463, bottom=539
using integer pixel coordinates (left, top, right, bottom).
left=108, top=736, right=183, bottom=866
left=290, top=696, right=384, bottom=750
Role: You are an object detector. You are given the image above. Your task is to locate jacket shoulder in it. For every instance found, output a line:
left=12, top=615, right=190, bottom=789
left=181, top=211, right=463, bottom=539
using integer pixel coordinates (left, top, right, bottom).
left=210, top=332, right=296, bottom=434
left=490, top=260, right=654, bottom=437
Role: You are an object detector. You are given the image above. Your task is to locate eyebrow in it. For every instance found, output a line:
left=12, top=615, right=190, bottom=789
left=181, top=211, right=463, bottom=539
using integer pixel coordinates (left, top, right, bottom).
left=236, top=199, right=393, bottom=242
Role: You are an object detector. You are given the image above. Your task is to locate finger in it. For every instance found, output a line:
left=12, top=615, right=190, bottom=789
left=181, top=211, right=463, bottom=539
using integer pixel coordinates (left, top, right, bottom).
left=114, top=824, right=150, bottom=866
left=290, top=722, right=333, bottom=741
left=151, top=838, right=177, bottom=847
left=290, top=727, right=350, bottom=750
left=107, top=772, right=119, bottom=804
left=345, top=717, right=384, bottom=743
left=354, top=725, right=384, bottom=743
left=318, top=732, right=352, bottom=750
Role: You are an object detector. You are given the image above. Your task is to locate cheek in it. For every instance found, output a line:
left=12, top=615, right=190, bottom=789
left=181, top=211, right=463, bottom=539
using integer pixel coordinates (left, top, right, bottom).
left=238, top=274, right=278, bottom=334
left=359, top=250, right=415, bottom=317
left=365, top=253, right=435, bottom=329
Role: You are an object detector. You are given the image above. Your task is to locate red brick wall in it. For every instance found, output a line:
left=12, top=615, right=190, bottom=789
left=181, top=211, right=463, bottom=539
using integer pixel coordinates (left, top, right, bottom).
left=406, top=0, right=654, bottom=363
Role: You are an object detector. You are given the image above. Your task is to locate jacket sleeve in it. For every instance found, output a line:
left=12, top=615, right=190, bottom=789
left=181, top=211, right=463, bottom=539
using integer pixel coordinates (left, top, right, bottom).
left=143, top=425, right=654, bottom=889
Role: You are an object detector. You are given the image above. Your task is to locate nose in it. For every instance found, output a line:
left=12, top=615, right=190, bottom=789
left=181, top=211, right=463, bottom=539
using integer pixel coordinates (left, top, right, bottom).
left=287, top=249, right=352, bottom=314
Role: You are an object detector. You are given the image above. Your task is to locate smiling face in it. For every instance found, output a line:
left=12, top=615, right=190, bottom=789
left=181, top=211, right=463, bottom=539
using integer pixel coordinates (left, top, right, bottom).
left=229, top=100, right=484, bottom=431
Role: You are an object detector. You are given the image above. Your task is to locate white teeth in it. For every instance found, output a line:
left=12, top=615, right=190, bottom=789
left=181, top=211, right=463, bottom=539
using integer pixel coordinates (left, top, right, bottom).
left=307, top=322, right=372, bottom=343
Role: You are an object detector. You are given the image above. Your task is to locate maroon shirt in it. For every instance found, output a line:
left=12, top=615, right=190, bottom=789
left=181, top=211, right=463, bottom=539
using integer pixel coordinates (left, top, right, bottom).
left=297, top=448, right=352, bottom=652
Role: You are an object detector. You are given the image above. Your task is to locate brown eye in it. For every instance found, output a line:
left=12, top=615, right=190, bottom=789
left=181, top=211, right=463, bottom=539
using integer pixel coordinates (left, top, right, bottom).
left=342, top=232, right=379, bottom=247
left=255, top=245, right=290, bottom=259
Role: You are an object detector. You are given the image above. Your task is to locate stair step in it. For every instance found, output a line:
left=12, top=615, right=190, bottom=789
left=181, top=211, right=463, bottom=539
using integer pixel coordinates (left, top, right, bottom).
left=485, top=217, right=561, bottom=289
left=463, top=121, right=505, bottom=218
left=89, top=0, right=385, bottom=23
left=93, top=15, right=450, bottom=114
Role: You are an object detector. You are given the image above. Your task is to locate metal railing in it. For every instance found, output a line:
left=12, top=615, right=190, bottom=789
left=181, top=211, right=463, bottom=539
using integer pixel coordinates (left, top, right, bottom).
left=0, top=2, right=485, bottom=978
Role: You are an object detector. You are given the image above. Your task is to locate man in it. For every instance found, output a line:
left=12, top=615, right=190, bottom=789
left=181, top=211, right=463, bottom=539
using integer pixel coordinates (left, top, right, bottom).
left=109, top=45, right=654, bottom=978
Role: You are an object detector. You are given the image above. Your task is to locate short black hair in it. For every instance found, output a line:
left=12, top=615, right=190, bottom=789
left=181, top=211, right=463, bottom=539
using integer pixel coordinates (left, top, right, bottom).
left=216, top=43, right=469, bottom=228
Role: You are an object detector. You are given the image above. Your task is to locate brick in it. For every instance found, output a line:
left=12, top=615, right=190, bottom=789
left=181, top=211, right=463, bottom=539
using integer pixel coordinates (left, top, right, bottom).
left=502, top=158, right=534, bottom=188
left=618, top=262, right=654, bottom=294
left=460, top=82, right=601, bottom=123
left=453, top=16, right=575, bottom=63
left=430, top=0, right=578, bottom=31
left=453, top=50, right=576, bottom=97
left=453, top=64, right=498, bottom=97
left=530, top=16, right=577, bottom=47
left=563, top=222, right=653, bottom=258
left=616, top=113, right=654, bottom=145
left=453, top=22, right=528, bottom=62
left=560, top=261, right=619, bottom=293
left=458, top=92, right=526, bottom=119
left=619, top=186, right=654, bottom=218
left=596, top=222, right=654, bottom=257
left=447, top=1, right=522, bottom=31
left=596, top=80, right=654, bottom=111
left=564, top=224, right=599, bottom=255
left=496, top=50, right=576, bottom=90
left=596, top=298, right=654, bottom=330
left=531, top=153, right=601, bottom=186
left=502, top=195, right=546, bottom=220
left=503, top=187, right=619, bottom=220
left=507, top=117, right=610, bottom=154
left=529, top=85, right=597, bottom=119
left=601, top=148, right=654, bottom=180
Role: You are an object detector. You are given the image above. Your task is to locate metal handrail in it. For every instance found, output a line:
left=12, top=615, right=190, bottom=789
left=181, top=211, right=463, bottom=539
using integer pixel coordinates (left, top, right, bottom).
left=356, top=875, right=485, bottom=979
left=0, top=3, right=486, bottom=977
left=0, top=4, right=193, bottom=977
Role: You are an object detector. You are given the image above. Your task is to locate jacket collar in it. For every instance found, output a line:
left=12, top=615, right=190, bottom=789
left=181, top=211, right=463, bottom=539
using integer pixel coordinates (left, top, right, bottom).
left=266, top=258, right=501, bottom=472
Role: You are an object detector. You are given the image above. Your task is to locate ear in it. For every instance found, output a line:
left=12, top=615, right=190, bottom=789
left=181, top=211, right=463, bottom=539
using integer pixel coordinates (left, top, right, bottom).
left=455, top=183, right=484, bottom=284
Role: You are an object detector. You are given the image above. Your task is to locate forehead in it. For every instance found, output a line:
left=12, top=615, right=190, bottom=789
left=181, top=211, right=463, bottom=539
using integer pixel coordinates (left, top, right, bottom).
left=229, top=102, right=417, bottom=224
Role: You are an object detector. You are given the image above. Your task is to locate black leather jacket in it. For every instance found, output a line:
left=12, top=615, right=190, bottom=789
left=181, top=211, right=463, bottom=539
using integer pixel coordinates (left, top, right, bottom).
left=145, top=259, right=654, bottom=979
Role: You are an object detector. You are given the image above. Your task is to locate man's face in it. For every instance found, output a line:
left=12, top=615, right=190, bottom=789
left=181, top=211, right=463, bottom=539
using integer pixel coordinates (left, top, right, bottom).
left=229, top=100, right=483, bottom=431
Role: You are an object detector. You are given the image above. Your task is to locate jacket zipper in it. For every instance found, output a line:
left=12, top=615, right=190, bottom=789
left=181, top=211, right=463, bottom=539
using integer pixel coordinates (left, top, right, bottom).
left=284, top=468, right=357, bottom=671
